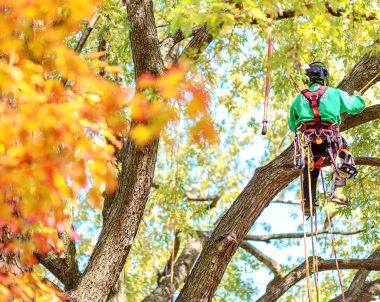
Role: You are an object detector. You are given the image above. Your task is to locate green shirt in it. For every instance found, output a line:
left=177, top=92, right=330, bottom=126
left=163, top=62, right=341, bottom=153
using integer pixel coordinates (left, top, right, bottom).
left=288, top=85, right=365, bottom=132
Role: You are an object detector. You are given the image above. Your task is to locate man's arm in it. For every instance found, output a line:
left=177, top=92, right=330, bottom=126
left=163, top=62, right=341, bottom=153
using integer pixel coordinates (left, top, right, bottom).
left=339, top=89, right=365, bottom=115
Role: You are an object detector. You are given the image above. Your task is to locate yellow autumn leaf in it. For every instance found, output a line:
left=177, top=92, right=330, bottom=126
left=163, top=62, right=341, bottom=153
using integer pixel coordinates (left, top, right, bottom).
left=130, top=124, right=154, bottom=146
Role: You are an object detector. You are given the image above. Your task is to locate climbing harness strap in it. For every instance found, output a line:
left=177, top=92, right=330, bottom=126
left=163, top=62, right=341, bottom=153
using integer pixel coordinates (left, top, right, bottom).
left=301, top=86, right=328, bottom=123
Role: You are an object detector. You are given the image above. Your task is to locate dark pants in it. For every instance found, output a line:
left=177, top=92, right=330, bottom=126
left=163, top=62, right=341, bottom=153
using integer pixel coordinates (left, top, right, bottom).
left=303, top=141, right=329, bottom=204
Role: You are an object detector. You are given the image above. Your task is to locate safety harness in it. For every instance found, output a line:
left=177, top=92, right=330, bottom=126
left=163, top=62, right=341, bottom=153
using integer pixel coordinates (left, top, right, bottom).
left=301, top=85, right=328, bottom=123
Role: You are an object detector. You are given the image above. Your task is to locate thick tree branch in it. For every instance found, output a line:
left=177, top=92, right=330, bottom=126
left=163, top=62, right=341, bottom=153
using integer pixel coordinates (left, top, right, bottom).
left=338, top=52, right=380, bottom=95
left=178, top=27, right=213, bottom=61
left=330, top=279, right=380, bottom=302
left=258, top=256, right=380, bottom=302
left=143, top=233, right=208, bottom=302
left=177, top=51, right=380, bottom=302
left=245, top=229, right=365, bottom=243
left=240, top=241, right=282, bottom=277
left=160, top=26, right=203, bottom=65
left=35, top=234, right=80, bottom=291
left=360, top=279, right=380, bottom=301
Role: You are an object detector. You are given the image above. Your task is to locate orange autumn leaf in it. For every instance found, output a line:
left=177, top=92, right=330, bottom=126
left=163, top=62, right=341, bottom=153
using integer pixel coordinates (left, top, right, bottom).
left=185, top=86, right=209, bottom=118
left=138, top=73, right=156, bottom=89
left=190, top=117, right=218, bottom=145
left=0, top=0, right=128, bottom=295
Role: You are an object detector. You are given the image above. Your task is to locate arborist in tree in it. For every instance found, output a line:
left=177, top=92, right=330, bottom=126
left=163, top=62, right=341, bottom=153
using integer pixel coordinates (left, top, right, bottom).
left=288, top=62, right=365, bottom=216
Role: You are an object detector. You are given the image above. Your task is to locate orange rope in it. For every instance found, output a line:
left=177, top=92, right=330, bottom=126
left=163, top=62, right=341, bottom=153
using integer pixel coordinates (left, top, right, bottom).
left=321, top=171, right=345, bottom=302
left=289, top=74, right=301, bottom=93
left=300, top=168, right=312, bottom=302
left=170, top=113, right=181, bottom=301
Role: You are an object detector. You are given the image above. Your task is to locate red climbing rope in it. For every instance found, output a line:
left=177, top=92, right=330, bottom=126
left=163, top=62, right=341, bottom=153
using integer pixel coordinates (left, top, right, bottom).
left=261, top=29, right=272, bottom=135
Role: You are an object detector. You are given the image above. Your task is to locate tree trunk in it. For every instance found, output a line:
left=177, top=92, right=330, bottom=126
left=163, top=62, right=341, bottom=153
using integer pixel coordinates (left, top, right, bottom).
left=68, top=1, right=165, bottom=301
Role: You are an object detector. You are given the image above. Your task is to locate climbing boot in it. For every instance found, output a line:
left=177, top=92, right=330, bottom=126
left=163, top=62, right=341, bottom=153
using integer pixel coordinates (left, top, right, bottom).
left=304, top=197, right=318, bottom=217
left=331, top=187, right=349, bottom=205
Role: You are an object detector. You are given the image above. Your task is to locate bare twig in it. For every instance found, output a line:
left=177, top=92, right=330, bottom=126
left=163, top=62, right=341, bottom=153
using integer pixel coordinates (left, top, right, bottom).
left=245, top=229, right=365, bottom=243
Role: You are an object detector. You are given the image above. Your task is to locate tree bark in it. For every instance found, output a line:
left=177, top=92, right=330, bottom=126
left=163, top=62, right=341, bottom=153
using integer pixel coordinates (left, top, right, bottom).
left=35, top=231, right=80, bottom=291
left=143, top=233, right=208, bottom=302
left=176, top=52, right=380, bottom=302
left=354, top=157, right=380, bottom=167
left=329, top=279, right=380, bottom=302
left=106, top=269, right=126, bottom=302
left=328, top=247, right=380, bottom=302
left=68, top=1, right=165, bottom=301
left=257, top=257, right=380, bottom=302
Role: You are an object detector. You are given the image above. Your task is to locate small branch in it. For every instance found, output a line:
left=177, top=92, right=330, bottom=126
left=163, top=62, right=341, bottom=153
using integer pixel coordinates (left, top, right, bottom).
left=240, top=241, right=282, bottom=277
left=185, top=193, right=220, bottom=202
left=354, top=157, right=380, bottom=167
left=271, top=200, right=300, bottom=205
left=245, top=229, right=365, bottom=242
left=75, top=13, right=100, bottom=54
left=152, top=182, right=221, bottom=209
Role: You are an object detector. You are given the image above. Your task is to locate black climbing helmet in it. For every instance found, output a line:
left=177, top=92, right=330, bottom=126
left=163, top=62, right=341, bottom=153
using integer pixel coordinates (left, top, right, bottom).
left=305, top=62, right=329, bottom=86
